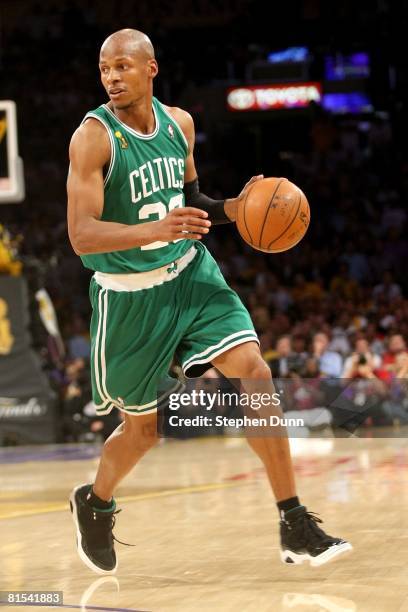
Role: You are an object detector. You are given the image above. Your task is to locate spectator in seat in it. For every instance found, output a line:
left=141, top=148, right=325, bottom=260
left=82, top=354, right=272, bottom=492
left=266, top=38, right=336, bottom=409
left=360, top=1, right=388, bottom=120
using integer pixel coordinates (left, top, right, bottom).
left=342, top=338, right=381, bottom=378
left=267, top=335, right=292, bottom=378
left=381, top=334, right=408, bottom=373
left=311, top=332, right=343, bottom=378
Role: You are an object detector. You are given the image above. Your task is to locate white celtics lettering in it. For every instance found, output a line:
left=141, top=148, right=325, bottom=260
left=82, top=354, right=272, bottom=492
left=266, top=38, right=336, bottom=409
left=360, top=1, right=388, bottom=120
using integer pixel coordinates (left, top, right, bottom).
left=130, top=157, right=185, bottom=203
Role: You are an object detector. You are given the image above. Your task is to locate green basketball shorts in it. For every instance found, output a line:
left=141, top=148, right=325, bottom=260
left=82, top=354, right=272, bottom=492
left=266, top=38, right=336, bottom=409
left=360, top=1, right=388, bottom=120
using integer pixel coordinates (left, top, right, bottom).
left=89, top=242, right=258, bottom=416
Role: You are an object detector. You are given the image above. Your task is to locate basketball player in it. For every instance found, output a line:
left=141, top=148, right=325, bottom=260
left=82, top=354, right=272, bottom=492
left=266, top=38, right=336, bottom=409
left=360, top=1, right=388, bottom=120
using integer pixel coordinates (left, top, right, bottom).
left=67, top=29, right=351, bottom=574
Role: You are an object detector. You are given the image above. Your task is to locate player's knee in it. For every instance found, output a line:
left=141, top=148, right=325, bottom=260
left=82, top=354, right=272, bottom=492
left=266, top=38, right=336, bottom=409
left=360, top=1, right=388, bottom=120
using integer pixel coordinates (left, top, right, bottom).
left=125, top=413, right=158, bottom=453
left=244, top=356, right=272, bottom=380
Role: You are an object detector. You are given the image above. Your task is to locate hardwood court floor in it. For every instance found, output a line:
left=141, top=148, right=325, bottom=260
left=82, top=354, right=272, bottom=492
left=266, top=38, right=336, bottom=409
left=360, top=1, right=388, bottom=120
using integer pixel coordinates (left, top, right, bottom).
left=1, top=431, right=408, bottom=612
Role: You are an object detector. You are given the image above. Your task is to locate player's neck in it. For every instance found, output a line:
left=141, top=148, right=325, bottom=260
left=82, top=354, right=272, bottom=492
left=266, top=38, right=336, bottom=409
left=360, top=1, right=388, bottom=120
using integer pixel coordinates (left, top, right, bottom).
left=110, top=94, right=155, bottom=135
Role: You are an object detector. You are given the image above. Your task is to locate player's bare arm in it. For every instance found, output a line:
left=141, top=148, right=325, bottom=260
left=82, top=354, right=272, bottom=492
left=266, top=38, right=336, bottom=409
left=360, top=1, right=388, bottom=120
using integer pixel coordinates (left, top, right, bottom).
left=67, top=119, right=211, bottom=255
left=168, top=105, right=263, bottom=222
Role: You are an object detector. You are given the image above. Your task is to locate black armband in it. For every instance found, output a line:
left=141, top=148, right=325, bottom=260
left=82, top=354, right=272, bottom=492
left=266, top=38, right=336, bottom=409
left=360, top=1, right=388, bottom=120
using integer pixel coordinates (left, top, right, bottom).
left=183, top=178, right=231, bottom=224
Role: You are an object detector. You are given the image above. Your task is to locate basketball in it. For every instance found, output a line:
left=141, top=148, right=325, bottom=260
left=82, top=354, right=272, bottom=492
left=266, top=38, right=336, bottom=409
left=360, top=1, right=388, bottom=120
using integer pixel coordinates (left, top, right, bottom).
left=236, top=177, right=310, bottom=253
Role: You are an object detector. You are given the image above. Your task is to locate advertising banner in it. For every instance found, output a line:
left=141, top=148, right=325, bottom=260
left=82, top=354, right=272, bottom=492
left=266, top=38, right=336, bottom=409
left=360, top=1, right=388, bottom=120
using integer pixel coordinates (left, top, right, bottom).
left=226, top=82, right=322, bottom=111
left=0, top=276, right=57, bottom=444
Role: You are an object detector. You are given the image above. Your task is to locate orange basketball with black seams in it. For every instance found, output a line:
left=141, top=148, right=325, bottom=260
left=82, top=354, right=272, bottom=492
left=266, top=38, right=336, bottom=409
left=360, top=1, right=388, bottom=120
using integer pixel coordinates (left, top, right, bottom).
left=236, top=177, right=310, bottom=253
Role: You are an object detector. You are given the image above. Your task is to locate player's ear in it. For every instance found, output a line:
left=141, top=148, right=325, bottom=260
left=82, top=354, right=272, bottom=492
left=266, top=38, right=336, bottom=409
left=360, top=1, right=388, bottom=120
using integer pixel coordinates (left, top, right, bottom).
left=148, top=59, right=158, bottom=79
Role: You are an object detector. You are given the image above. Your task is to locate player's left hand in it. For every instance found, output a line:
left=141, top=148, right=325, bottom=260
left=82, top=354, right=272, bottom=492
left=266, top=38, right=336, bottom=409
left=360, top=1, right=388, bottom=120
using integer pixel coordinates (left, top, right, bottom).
left=238, top=174, right=264, bottom=200
left=224, top=175, right=264, bottom=221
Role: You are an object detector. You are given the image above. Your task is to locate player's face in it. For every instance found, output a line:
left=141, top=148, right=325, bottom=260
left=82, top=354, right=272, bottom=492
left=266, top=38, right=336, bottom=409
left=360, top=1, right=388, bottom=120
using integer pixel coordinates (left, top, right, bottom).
left=99, top=50, right=157, bottom=110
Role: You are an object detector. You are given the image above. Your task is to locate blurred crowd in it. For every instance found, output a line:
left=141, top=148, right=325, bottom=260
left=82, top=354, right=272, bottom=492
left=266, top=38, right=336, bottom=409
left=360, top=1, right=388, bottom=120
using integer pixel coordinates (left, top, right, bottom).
left=0, top=0, right=407, bottom=439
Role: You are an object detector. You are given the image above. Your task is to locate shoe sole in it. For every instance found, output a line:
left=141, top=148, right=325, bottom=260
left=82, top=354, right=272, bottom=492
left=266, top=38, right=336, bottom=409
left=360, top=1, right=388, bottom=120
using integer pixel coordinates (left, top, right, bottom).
left=280, top=542, right=353, bottom=567
left=69, top=484, right=118, bottom=575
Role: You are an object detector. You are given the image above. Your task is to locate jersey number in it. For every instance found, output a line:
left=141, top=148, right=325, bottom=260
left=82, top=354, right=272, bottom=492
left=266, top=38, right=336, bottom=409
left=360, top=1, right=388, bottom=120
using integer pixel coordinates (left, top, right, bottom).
left=138, top=194, right=183, bottom=251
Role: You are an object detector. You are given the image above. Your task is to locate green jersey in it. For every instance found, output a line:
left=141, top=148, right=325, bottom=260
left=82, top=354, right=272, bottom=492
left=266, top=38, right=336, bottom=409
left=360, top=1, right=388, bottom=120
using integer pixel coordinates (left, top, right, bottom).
left=80, top=97, right=190, bottom=273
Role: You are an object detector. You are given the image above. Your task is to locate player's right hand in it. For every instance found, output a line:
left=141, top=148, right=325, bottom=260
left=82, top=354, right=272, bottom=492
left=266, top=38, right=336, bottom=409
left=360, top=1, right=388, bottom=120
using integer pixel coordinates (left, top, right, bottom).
left=153, top=207, right=211, bottom=241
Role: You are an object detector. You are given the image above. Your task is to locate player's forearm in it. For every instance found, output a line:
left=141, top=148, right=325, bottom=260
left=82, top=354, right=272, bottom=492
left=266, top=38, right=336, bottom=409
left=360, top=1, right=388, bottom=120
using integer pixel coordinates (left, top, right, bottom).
left=183, top=178, right=232, bottom=225
left=224, top=199, right=238, bottom=221
left=70, top=217, right=159, bottom=255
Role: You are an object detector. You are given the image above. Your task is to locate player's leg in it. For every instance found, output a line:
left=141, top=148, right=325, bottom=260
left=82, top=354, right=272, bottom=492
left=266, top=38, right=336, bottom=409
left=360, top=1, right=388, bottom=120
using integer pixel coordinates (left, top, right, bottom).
left=178, top=245, right=352, bottom=565
left=212, top=341, right=352, bottom=566
left=93, top=411, right=157, bottom=501
left=70, top=412, right=157, bottom=576
left=176, top=246, right=295, bottom=501
left=212, top=341, right=296, bottom=501
left=71, top=276, right=182, bottom=575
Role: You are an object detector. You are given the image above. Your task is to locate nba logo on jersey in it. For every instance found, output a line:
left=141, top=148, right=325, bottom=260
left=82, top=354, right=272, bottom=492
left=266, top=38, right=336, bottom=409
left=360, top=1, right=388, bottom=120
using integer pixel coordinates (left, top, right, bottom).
left=167, top=124, right=174, bottom=139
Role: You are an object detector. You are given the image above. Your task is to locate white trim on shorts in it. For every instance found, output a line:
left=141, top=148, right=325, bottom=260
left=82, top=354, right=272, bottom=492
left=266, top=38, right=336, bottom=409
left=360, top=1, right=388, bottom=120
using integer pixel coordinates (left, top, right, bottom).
left=93, top=246, right=196, bottom=292
left=182, top=330, right=259, bottom=377
left=94, top=378, right=184, bottom=416
left=93, top=288, right=123, bottom=413
left=93, top=286, right=185, bottom=416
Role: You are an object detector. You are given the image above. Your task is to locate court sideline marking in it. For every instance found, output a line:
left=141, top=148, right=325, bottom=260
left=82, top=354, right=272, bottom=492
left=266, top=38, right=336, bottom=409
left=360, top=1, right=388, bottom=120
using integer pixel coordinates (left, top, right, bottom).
left=0, top=480, right=256, bottom=521
left=0, top=606, right=146, bottom=611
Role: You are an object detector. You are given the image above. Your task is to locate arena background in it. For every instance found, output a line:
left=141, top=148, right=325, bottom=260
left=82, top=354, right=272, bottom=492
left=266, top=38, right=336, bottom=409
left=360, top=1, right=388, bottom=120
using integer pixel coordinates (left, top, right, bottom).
left=0, top=0, right=407, bottom=443
left=0, top=2, right=408, bottom=611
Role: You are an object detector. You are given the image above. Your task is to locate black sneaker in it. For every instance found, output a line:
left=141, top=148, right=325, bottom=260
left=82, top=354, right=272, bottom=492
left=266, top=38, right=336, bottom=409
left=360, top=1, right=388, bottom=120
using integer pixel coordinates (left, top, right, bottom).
left=70, top=484, right=118, bottom=575
left=280, top=506, right=352, bottom=566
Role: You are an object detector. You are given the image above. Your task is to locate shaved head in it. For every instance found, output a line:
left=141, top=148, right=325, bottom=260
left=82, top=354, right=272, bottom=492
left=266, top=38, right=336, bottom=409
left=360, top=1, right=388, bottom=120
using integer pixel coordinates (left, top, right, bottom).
left=99, top=28, right=158, bottom=111
left=100, top=29, right=155, bottom=61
